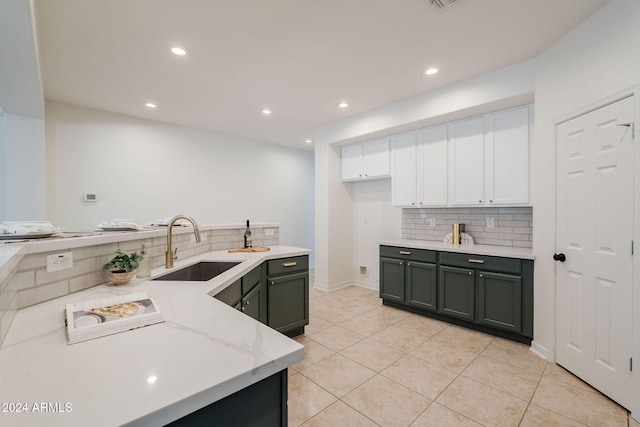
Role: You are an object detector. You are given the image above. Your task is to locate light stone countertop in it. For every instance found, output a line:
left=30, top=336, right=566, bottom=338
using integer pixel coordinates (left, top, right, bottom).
left=0, top=245, right=309, bottom=427
left=379, top=239, right=534, bottom=260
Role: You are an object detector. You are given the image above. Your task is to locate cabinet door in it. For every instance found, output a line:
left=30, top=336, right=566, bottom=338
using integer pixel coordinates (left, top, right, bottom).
left=341, top=143, right=364, bottom=181
left=485, top=106, right=530, bottom=205
left=438, top=265, right=475, bottom=321
left=391, top=132, right=418, bottom=207
left=478, top=271, right=522, bottom=333
left=406, top=261, right=437, bottom=311
left=241, top=282, right=266, bottom=323
left=268, top=271, right=309, bottom=333
left=363, top=138, right=390, bottom=179
left=417, top=125, right=448, bottom=206
left=379, top=257, right=405, bottom=302
left=448, top=117, right=485, bottom=206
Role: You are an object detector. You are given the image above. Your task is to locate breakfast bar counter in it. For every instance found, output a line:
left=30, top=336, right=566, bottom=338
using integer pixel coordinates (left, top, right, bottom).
left=0, top=246, right=309, bottom=426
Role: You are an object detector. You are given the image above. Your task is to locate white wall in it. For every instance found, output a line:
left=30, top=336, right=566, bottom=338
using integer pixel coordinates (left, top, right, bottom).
left=314, top=60, right=536, bottom=291
left=2, top=113, right=46, bottom=221
left=352, top=179, right=402, bottom=289
left=45, top=101, right=315, bottom=256
left=532, top=0, right=640, bottom=417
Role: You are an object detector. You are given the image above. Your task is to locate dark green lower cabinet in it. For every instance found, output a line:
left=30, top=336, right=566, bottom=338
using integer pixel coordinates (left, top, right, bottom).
left=241, top=282, right=266, bottom=322
left=168, top=369, right=287, bottom=426
left=406, top=261, right=437, bottom=311
left=438, top=265, right=475, bottom=321
left=478, top=271, right=522, bottom=333
left=380, top=246, right=533, bottom=344
left=268, top=271, right=309, bottom=336
left=379, top=257, right=405, bottom=302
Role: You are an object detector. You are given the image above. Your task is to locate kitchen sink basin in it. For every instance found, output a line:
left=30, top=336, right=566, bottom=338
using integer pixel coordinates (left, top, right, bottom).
left=152, top=261, right=241, bottom=281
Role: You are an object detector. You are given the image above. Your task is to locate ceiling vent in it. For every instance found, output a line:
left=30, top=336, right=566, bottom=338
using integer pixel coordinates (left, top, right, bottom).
left=426, top=0, right=461, bottom=11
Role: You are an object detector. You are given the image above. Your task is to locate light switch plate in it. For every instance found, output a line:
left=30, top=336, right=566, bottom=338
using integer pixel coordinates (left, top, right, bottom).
left=265, top=229, right=275, bottom=236
left=47, top=252, right=73, bottom=273
left=487, top=217, right=495, bottom=228
left=429, top=218, right=436, bottom=227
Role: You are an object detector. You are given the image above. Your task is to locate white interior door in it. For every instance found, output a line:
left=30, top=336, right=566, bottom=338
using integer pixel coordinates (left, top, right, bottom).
left=556, top=95, right=635, bottom=409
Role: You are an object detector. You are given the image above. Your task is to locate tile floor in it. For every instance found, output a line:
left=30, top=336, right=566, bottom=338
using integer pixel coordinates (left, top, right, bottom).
left=288, top=285, right=637, bottom=427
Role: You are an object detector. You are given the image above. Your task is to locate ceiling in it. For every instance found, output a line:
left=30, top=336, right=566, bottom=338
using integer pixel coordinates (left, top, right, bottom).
left=34, top=0, right=610, bottom=150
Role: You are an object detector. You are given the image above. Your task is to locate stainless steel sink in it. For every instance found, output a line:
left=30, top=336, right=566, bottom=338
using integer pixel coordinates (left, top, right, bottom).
left=152, top=261, right=241, bottom=281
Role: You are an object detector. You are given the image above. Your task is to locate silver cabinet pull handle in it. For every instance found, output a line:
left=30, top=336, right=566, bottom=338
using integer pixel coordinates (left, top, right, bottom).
left=282, top=262, right=297, bottom=267
left=468, top=259, right=485, bottom=264
left=399, top=251, right=411, bottom=255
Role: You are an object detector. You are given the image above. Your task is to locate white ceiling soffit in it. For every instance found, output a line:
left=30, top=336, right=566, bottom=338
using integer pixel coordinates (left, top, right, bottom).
left=34, top=0, right=610, bottom=149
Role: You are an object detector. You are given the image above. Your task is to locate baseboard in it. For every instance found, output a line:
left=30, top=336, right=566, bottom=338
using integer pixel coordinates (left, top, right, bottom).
left=530, top=340, right=552, bottom=362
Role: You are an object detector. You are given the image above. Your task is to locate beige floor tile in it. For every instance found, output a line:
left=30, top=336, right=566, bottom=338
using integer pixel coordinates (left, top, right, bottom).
left=363, top=304, right=411, bottom=324
left=461, top=355, right=540, bottom=400
left=292, top=336, right=335, bottom=371
left=288, top=372, right=338, bottom=427
left=530, top=376, right=628, bottom=427
left=380, top=354, right=457, bottom=400
left=436, top=376, right=528, bottom=427
left=313, top=305, right=359, bottom=324
left=542, top=363, right=597, bottom=393
left=352, top=292, right=383, bottom=306
left=435, top=325, right=494, bottom=353
left=316, top=293, right=354, bottom=309
left=306, top=325, right=365, bottom=352
left=309, top=286, right=330, bottom=300
left=393, top=314, right=449, bottom=338
left=343, top=375, right=431, bottom=426
left=344, top=301, right=380, bottom=315
left=334, top=285, right=378, bottom=298
left=370, top=325, right=430, bottom=353
left=339, top=314, right=396, bottom=337
left=302, top=400, right=377, bottom=427
left=411, top=402, right=481, bottom=427
left=410, top=335, right=478, bottom=374
left=480, top=337, right=547, bottom=375
left=340, top=338, right=404, bottom=372
left=309, top=299, right=332, bottom=315
left=304, top=315, right=332, bottom=335
left=301, top=353, right=376, bottom=398
left=519, top=403, right=588, bottom=427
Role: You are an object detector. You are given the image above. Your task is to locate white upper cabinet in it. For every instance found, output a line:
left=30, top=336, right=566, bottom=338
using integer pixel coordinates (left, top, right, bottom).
left=448, top=117, right=485, bottom=206
left=417, top=125, right=448, bottom=206
left=341, top=138, right=390, bottom=182
left=391, top=132, right=418, bottom=206
left=389, top=105, right=532, bottom=208
left=484, top=106, right=530, bottom=205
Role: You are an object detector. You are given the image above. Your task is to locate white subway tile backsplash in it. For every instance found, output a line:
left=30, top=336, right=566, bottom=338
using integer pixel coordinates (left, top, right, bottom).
left=402, top=207, right=532, bottom=248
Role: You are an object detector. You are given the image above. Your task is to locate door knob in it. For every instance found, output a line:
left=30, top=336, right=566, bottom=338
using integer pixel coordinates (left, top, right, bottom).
left=553, top=253, right=566, bottom=262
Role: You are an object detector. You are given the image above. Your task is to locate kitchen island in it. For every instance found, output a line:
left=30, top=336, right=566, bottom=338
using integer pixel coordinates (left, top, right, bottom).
left=0, top=245, right=309, bottom=426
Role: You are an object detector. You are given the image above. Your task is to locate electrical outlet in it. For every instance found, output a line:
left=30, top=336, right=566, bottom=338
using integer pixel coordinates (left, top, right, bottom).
left=47, top=252, right=73, bottom=273
left=265, top=228, right=275, bottom=236
left=359, top=266, right=368, bottom=277
left=487, top=217, right=495, bottom=228
left=429, top=218, right=436, bottom=227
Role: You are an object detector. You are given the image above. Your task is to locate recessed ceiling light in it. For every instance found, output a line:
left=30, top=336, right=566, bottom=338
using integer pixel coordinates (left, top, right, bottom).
left=169, top=46, right=188, bottom=57
left=425, top=67, right=439, bottom=76
left=305, top=139, right=313, bottom=144
left=261, top=109, right=272, bottom=115
left=338, top=102, right=349, bottom=108
left=145, top=102, right=157, bottom=108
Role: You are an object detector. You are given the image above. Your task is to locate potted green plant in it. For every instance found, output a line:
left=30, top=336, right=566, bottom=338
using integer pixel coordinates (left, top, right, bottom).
left=103, top=250, right=143, bottom=285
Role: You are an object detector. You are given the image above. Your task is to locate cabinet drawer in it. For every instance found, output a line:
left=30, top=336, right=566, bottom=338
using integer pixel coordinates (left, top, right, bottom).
left=380, top=246, right=436, bottom=263
left=439, top=252, right=521, bottom=274
left=214, top=279, right=241, bottom=306
left=267, top=256, right=308, bottom=276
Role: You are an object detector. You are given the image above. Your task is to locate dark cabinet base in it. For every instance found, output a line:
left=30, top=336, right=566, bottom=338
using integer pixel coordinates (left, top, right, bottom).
left=383, top=299, right=531, bottom=345
left=167, top=369, right=288, bottom=427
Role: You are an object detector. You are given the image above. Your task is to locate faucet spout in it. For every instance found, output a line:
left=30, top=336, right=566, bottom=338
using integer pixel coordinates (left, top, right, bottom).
left=165, top=215, right=201, bottom=269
